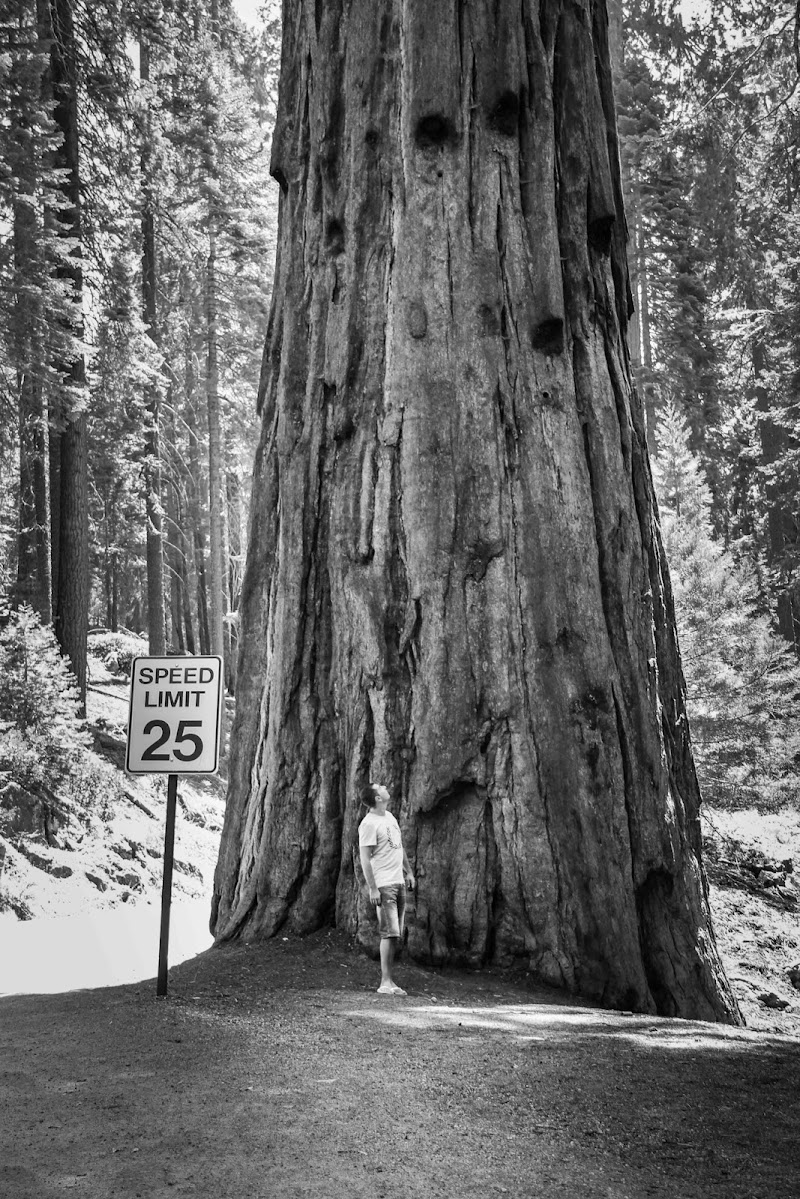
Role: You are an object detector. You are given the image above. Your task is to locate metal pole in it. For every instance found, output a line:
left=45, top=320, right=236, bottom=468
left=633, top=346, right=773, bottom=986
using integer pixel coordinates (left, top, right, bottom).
left=156, top=774, right=178, bottom=997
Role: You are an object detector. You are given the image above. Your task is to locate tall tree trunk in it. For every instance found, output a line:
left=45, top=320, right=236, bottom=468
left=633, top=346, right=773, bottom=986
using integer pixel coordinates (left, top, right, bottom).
left=7, top=0, right=53, bottom=622
left=213, top=0, right=740, bottom=1023
left=8, top=3, right=51, bottom=619
left=49, top=427, right=61, bottom=611
left=606, top=0, right=622, bottom=89
left=203, top=0, right=228, bottom=678
left=13, top=203, right=52, bottom=620
left=194, top=525, right=211, bottom=656
left=181, top=336, right=201, bottom=655
left=221, top=458, right=234, bottom=691
left=6, top=0, right=50, bottom=618
left=181, top=551, right=196, bottom=653
left=165, top=412, right=186, bottom=653
left=751, top=334, right=799, bottom=648
left=186, top=353, right=211, bottom=656
left=16, top=377, right=52, bottom=622
left=606, top=4, right=658, bottom=457
left=103, top=495, right=112, bottom=629
left=633, top=191, right=657, bottom=453
left=49, top=0, right=88, bottom=704
left=163, top=389, right=195, bottom=654
left=104, top=483, right=121, bottom=632
left=226, top=464, right=243, bottom=692
left=205, top=227, right=228, bottom=668
left=140, top=37, right=167, bottom=655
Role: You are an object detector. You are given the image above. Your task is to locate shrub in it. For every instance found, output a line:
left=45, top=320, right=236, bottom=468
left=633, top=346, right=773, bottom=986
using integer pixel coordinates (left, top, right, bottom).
left=0, top=606, right=87, bottom=744
left=88, top=629, right=148, bottom=677
left=0, top=607, right=123, bottom=827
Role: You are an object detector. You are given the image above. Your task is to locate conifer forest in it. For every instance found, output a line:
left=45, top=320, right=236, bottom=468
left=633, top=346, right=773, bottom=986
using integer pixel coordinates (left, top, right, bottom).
left=2, top=0, right=800, bottom=1015
left=1, top=0, right=279, bottom=697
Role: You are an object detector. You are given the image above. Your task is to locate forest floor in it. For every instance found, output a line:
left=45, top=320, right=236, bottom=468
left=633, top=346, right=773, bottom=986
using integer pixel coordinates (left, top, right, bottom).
left=1, top=651, right=800, bottom=1196
left=1, top=927, right=799, bottom=1199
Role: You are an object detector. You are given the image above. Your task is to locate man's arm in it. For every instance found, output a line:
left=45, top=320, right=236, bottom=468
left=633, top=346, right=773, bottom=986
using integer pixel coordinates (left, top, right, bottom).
left=359, top=846, right=381, bottom=906
left=402, top=847, right=415, bottom=891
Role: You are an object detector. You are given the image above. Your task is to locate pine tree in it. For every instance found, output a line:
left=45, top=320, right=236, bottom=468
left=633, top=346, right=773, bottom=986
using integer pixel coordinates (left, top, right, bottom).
left=148, top=0, right=275, bottom=679
left=0, top=0, right=69, bottom=622
left=617, top=3, right=725, bottom=463
left=653, top=400, right=800, bottom=810
left=617, top=1, right=800, bottom=649
left=0, top=0, right=277, bottom=671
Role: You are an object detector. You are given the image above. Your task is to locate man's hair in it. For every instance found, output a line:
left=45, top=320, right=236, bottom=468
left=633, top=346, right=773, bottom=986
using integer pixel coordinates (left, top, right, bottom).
left=360, top=783, right=379, bottom=808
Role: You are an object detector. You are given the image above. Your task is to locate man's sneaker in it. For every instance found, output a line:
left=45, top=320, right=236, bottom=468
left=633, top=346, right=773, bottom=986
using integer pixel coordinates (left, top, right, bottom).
left=377, top=983, right=407, bottom=996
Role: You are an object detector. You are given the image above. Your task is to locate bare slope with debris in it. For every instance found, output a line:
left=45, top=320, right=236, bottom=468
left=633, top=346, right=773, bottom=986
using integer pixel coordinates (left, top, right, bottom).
left=0, top=646, right=224, bottom=922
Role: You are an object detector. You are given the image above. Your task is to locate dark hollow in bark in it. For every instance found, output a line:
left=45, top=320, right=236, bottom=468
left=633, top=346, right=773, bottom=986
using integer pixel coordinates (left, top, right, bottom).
left=414, top=114, right=458, bottom=149
left=588, top=214, right=615, bottom=255
left=271, top=165, right=288, bottom=194
left=213, top=0, right=741, bottom=1025
left=532, top=318, right=565, bottom=354
left=325, top=218, right=345, bottom=255
left=488, top=91, right=521, bottom=136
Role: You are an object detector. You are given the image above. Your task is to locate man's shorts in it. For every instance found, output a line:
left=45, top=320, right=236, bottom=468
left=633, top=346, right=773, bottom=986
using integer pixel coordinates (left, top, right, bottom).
left=377, top=883, right=406, bottom=940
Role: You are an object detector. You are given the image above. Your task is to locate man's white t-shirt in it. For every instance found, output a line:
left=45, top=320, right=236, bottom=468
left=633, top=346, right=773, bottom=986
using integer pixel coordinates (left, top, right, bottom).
left=358, top=810, right=404, bottom=887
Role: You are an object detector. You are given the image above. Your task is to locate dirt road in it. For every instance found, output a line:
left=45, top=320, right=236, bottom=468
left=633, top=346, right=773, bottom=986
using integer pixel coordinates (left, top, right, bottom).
left=1, top=929, right=798, bottom=1199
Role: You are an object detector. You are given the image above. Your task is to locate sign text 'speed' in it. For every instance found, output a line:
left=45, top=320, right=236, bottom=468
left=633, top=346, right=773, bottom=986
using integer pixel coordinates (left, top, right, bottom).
left=137, top=666, right=216, bottom=684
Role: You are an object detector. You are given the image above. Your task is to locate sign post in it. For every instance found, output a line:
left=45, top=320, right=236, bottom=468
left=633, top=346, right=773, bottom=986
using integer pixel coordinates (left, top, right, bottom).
left=126, top=656, right=223, bottom=997
left=157, top=774, right=178, bottom=996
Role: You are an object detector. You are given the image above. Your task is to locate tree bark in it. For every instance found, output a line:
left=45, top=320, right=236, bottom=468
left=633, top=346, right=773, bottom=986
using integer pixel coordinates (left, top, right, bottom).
left=213, top=0, right=740, bottom=1023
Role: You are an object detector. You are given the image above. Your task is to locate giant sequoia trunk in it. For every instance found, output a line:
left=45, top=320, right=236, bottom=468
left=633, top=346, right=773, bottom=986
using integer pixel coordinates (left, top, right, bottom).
left=212, top=0, right=741, bottom=1022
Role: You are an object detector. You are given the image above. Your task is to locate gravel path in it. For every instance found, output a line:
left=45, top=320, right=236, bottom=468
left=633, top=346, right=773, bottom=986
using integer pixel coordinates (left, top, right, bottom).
left=1, top=929, right=798, bottom=1198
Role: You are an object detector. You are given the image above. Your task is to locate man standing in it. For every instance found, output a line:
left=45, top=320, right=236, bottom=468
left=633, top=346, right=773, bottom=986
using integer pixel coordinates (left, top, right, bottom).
left=358, top=782, right=415, bottom=995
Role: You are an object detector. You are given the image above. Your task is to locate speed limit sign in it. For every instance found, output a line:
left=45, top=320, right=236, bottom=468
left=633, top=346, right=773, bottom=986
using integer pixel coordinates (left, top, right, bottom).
left=125, top=655, right=223, bottom=997
left=126, top=656, right=223, bottom=774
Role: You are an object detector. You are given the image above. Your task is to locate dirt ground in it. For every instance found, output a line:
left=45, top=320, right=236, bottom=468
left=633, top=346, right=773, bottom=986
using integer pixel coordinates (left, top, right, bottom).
left=2, top=928, right=799, bottom=1199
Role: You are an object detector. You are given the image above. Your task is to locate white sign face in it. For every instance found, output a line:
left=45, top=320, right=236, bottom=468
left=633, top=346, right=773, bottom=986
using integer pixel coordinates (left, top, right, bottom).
left=126, top=656, right=223, bottom=774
